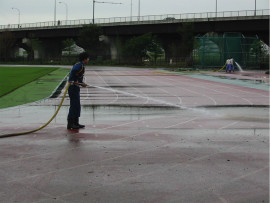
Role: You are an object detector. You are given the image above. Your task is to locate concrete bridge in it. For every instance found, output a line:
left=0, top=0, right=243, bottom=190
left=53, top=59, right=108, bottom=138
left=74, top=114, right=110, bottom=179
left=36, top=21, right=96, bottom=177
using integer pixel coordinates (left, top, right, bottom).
left=0, top=9, right=269, bottom=61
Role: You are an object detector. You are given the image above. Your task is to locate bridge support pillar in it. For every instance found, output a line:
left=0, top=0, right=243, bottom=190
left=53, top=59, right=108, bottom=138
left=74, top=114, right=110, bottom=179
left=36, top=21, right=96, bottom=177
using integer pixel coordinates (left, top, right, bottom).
left=108, top=36, right=123, bottom=60
left=16, top=38, right=62, bottom=61
left=38, top=38, right=62, bottom=61
left=110, top=39, right=118, bottom=60
left=99, top=35, right=123, bottom=61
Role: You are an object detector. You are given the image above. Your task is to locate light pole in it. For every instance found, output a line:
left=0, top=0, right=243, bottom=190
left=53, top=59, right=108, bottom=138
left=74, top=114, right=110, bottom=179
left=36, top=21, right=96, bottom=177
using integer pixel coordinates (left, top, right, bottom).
left=54, top=0, right=57, bottom=25
left=215, top=0, right=217, bottom=17
left=12, top=7, right=20, bottom=28
left=254, top=0, right=257, bottom=16
left=59, top=1, right=68, bottom=21
left=138, top=0, right=140, bottom=21
left=93, top=0, right=95, bottom=24
left=131, top=0, right=133, bottom=21
left=92, top=0, right=123, bottom=24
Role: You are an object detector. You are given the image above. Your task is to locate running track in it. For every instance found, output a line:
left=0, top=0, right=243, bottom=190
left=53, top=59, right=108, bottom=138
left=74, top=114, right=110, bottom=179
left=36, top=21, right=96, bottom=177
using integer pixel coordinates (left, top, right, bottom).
left=0, top=67, right=269, bottom=202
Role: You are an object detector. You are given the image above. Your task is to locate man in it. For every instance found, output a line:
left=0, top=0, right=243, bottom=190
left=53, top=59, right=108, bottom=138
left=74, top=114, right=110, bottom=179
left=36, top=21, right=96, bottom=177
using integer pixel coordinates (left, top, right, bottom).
left=225, top=58, right=231, bottom=73
left=67, top=52, right=89, bottom=129
left=230, top=57, right=235, bottom=72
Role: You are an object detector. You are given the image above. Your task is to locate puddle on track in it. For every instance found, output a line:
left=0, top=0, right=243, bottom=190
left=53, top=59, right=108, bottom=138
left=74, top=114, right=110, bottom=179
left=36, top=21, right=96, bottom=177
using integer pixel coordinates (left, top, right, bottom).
left=80, top=105, right=269, bottom=124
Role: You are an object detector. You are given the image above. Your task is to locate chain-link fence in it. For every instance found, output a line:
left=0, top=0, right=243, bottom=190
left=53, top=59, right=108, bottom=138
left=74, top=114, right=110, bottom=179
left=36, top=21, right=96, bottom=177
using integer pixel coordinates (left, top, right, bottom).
left=193, top=33, right=264, bottom=69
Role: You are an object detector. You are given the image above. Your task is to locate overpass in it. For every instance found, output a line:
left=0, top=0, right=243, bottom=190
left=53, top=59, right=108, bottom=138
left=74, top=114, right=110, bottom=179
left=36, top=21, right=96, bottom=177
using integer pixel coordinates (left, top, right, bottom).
left=0, top=9, right=269, bottom=60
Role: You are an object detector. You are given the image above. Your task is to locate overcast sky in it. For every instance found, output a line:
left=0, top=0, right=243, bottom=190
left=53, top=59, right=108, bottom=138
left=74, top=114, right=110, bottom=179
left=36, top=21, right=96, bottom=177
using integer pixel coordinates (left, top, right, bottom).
left=0, top=0, right=269, bottom=25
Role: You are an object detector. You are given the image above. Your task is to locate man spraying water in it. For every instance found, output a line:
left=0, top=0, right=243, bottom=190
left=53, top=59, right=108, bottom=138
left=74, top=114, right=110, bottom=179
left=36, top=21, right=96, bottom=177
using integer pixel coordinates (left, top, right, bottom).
left=67, top=52, right=89, bottom=130
left=225, top=57, right=235, bottom=73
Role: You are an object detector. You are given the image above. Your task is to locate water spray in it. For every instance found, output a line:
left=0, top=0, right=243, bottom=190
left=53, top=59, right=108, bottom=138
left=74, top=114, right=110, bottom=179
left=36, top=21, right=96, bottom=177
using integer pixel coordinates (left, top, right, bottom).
left=86, top=84, right=212, bottom=116
left=87, top=84, right=188, bottom=109
left=235, top=62, right=244, bottom=72
left=0, top=82, right=209, bottom=138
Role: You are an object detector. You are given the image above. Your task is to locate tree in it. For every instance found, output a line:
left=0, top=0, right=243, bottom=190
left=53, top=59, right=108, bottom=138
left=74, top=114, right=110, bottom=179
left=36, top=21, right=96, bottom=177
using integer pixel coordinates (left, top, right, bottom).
left=177, top=22, right=195, bottom=57
left=124, top=33, right=163, bottom=64
left=62, top=38, right=76, bottom=56
left=250, top=40, right=269, bottom=69
left=27, top=38, right=42, bottom=60
left=250, top=40, right=268, bottom=58
left=0, top=31, right=16, bottom=61
left=147, top=36, right=164, bottom=64
left=76, top=25, right=103, bottom=59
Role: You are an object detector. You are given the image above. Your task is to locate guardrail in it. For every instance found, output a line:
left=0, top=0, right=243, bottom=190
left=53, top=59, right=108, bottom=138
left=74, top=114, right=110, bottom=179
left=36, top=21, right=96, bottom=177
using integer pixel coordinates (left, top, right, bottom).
left=0, top=9, right=269, bottom=31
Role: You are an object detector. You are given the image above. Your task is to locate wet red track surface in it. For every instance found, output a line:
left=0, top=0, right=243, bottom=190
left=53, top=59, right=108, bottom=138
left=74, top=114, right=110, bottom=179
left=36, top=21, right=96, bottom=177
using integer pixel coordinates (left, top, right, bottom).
left=0, top=67, right=269, bottom=202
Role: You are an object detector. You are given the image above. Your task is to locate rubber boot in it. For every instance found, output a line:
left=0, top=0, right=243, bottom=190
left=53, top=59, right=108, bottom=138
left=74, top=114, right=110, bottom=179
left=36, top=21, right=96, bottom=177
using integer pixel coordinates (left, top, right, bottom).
left=67, top=118, right=79, bottom=129
left=74, top=118, right=85, bottom=128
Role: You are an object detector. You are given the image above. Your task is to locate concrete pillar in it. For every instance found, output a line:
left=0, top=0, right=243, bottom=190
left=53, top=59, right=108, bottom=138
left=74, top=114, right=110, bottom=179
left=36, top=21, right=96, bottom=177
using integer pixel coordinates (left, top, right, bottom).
left=106, top=36, right=121, bottom=60
left=8, top=46, right=19, bottom=59
left=39, top=38, right=62, bottom=60
left=17, top=38, right=63, bottom=61
left=110, top=41, right=118, bottom=60
left=17, top=38, right=34, bottom=60
left=99, top=35, right=121, bottom=60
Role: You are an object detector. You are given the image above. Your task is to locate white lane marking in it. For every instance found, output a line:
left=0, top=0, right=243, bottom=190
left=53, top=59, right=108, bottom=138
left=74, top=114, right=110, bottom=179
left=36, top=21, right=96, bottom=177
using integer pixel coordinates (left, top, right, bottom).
left=0, top=113, right=182, bottom=165
left=87, top=84, right=188, bottom=109
left=93, top=71, right=119, bottom=105
left=53, top=139, right=254, bottom=200
left=131, top=72, right=184, bottom=106
left=196, top=75, right=269, bottom=98
left=164, top=117, right=198, bottom=129
left=231, top=166, right=269, bottom=182
left=164, top=75, right=253, bottom=105
left=105, top=71, right=150, bottom=105
left=145, top=75, right=217, bottom=106
left=218, top=121, right=239, bottom=129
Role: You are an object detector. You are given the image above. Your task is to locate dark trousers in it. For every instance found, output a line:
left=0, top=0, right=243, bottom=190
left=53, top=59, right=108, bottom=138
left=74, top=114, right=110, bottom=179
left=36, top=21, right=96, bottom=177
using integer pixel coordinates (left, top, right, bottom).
left=68, top=85, right=81, bottom=119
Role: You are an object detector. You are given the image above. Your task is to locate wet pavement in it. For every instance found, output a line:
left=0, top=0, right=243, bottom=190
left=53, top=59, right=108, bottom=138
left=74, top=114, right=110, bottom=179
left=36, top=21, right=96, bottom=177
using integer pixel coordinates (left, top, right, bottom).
left=0, top=67, right=269, bottom=202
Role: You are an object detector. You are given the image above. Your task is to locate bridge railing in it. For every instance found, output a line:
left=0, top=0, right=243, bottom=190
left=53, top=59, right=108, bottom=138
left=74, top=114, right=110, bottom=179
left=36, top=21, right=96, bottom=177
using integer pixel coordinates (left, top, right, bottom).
left=0, top=9, right=269, bottom=30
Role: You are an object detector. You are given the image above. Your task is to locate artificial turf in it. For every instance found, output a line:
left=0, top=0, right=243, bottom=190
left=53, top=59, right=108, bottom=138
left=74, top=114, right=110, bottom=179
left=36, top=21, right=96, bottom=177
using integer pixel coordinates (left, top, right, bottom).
left=0, top=67, right=69, bottom=109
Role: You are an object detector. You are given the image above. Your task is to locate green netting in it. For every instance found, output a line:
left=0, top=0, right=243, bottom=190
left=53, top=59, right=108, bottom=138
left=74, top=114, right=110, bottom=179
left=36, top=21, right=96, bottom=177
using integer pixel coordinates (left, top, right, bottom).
left=193, top=33, right=261, bottom=69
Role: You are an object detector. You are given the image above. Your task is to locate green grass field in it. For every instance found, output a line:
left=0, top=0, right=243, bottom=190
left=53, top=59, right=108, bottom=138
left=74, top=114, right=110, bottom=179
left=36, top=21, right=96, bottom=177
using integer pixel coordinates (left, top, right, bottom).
left=0, top=67, right=69, bottom=109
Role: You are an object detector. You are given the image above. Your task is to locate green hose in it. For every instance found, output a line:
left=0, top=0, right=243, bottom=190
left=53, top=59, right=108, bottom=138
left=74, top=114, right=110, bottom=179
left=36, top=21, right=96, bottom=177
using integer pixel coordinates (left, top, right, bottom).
left=215, top=63, right=227, bottom=72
